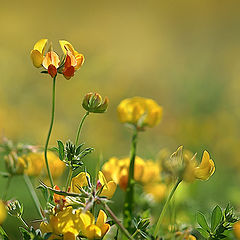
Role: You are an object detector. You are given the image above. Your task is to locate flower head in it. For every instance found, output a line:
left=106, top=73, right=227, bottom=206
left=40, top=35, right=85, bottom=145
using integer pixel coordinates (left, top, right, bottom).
left=30, top=39, right=84, bottom=79
left=79, top=210, right=110, bottom=239
left=117, top=97, right=162, bottom=129
left=0, top=200, right=7, bottom=225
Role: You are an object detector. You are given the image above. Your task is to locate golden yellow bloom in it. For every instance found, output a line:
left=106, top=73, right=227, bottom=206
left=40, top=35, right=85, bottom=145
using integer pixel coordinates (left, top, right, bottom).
left=144, top=183, right=167, bottom=202
left=4, top=152, right=27, bottom=175
left=40, top=207, right=81, bottom=240
left=79, top=210, right=110, bottom=239
left=234, top=221, right=240, bottom=239
left=70, top=172, right=90, bottom=193
left=194, top=151, right=215, bottom=180
left=31, top=39, right=84, bottom=79
left=23, top=151, right=65, bottom=178
left=0, top=201, right=7, bottom=225
left=98, top=171, right=117, bottom=199
left=117, top=97, right=162, bottom=129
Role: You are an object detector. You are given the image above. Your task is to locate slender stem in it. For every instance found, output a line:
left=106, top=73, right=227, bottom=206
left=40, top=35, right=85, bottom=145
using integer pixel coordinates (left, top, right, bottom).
left=153, top=179, right=182, bottom=237
left=23, top=175, right=43, bottom=219
left=75, top=111, right=89, bottom=146
left=65, top=111, right=89, bottom=190
left=44, top=76, right=57, bottom=188
left=19, top=216, right=29, bottom=228
left=2, top=176, right=12, bottom=200
left=102, top=202, right=134, bottom=240
left=123, top=128, right=138, bottom=231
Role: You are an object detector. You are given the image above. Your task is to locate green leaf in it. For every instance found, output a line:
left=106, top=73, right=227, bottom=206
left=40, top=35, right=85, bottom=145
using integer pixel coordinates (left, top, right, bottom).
left=211, top=205, right=223, bottom=232
left=57, top=140, right=64, bottom=160
left=197, top=212, right=210, bottom=232
left=196, top=227, right=209, bottom=238
left=0, top=226, right=9, bottom=240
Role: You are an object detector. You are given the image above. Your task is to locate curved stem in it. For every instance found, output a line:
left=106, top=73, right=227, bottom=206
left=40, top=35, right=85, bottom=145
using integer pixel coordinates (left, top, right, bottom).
left=23, top=174, right=43, bottom=219
left=123, top=128, right=138, bottom=231
left=44, top=76, right=56, bottom=188
left=19, top=216, right=29, bottom=228
left=75, top=111, right=89, bottom=146
left=153, top=179, right=182, bottom=237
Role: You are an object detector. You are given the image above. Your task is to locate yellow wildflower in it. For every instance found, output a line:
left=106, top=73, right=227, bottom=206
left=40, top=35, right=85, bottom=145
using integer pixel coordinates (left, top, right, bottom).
left=40, top=207, right=81, bottom=240
left=31, top=39, right=84, bottom=79
left=144, top=183, right=167, bottom=202
left=70, top=172, right=90, bottom=193
left=4, top=152, right=27, bottom=175
left=117, top=97, right=162, bottom=129
left=79, top=210, right=110, bottom=239
left=0, top=201, right=6, bottom=225
left=194, top=151, right=215, bottom=180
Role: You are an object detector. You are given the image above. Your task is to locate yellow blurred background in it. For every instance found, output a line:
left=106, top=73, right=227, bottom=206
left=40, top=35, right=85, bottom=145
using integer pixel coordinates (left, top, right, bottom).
left=1, top=0, right=240, bottom=238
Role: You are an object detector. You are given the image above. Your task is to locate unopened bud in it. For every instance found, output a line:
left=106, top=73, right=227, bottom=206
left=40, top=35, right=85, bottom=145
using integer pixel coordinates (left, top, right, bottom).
left=7, top=200, right=23, bottom=218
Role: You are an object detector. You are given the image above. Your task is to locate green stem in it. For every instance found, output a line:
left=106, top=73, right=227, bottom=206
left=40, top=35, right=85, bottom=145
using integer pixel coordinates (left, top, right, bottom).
left=65, top=111, right=89, bottom=190
left=44, top=76, right=57, bottom=188
left=123, top=128, right=138, bottom=231
left=23, top=174, right=43, bottom=219
left=102, top=202, right=134, bottom=240
left=2, top=176, right=12, bottom=200
left=153, top=179, right=182, bottom=237
left=19, top=216, right=29, bottom=228
left=75, top=111, right=89, bottom=146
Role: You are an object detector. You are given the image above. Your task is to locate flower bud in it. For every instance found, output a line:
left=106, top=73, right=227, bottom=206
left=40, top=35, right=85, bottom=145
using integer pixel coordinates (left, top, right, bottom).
left=0, top=200, right=7, bottom=224
left=82, top=93, right=109, bottom=113
left=7, top=200, right=23, bottom=218
left=4, top=152, right=27, bottom=175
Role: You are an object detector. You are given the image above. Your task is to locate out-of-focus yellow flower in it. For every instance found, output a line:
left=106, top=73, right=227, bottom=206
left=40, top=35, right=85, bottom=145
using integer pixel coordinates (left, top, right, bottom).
left=59, top=40, right=84, bottom=80
left=141, top=160, right=161, bottom=183
left=194, top=151, right=215, bottom=180
left=40, top=206, right=81, bottom=240
left=98, top=171, right=117, bottom=199
left=23, top=151, right=65, bottom=178
left=31, top=39, right=84, bottom=79
left=117, top=97, right=162, bottom=129
left=176, top=231, right=196, bottom=240
left=79, top=210, right=110, bottom=239
left=144, top=183, right=167, bottom=202
left=0, top=201, right=7, bottom=225
left=234, top=221, right=240, bottom=239
left=70, top=172, right=90, bottom=193
left=4, top=152, right=27, bottom=175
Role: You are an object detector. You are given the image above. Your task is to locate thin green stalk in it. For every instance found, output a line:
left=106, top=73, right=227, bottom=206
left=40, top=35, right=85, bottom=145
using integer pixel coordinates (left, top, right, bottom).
left=23, top=174, right=43, bottom=219
left=102, top=202, right=134, bottom=240
left=44, top=76, right=57, bottom=188
left=65, top=111, right=89, bottom=190
left=2, top=176, right=12, bottom=200
left=153, top=179, right=182, bottom=237
left=19, top=216, right=29, bottom=228
left=75, top=111, right=89, bottom=146
left=123, top=128, right=138, bottom=231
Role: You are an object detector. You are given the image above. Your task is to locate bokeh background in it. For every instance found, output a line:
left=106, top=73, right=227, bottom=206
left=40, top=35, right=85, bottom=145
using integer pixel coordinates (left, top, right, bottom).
left=1, top=0, right=240, bottom=238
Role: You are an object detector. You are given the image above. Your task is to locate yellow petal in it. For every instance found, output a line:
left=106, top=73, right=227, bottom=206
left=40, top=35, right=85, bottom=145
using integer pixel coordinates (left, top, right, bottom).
left=0, top=201, right=7, bottom=225
left=42, top=51, right=60, bottom=69
left=33, top=39, right=48, bottom=54
left=30, top=49, right=44, bottom=68
left=100, top=224, right=110, bottom=238
left=59, top=40, right=75, bottom=55
left=70, top=172, right=90, bottom=193
left=40, top=221, right=53, bottom=234
left=98, top=171, right=108, bottom=188
left=63, top=232, right=76, bottom=240
left=96, top=210, right=107, bottom=228
left=75, top=53, right=85, bottom=70
left=79, top=211, right=95, bottom=230
left=85, top=225, right=102, bottom=239
left=100, top=181, right=117, bottom=199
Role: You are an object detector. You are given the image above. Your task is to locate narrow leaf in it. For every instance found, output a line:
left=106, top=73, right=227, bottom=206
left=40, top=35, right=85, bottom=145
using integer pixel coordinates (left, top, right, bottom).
left=57, top=140, right=64, bottom=160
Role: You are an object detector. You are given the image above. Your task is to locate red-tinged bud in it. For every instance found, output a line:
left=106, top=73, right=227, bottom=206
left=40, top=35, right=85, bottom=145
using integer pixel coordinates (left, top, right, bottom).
left=48, top=64, right=57, bottom=78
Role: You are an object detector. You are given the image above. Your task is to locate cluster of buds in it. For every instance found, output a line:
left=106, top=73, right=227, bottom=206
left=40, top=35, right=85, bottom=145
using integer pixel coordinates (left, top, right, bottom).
left=7, top=200, right=23, bottom=218
left=82, top=92, right=109, bottom=113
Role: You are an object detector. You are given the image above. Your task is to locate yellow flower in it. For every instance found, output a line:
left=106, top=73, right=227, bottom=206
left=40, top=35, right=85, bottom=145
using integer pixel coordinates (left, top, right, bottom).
left=23, top=151, right=65, bottom=178
left=117, top=97, right=162, bottom=129
left=31, top=39, right=84, bottom=79
left=194, top=151, right=215, bottom=180
left=40, top=207, right=81, bottom=240
left=79, top=210, right=110, bottom=239
left=4, top=152, right=27, bottom=175
left=234, top=221, right=240, bottom=239
left=144, top=183, right=167, bottom=202
left=98, top=171, right=117, bottom=199
left=70, top=172, right=90, bottom=193
left=70, top=171, right=117, bottom=199
left=0, top=201, right=7, bottom=225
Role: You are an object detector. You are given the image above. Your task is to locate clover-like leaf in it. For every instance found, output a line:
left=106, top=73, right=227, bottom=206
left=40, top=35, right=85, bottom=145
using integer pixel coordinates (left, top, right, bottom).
left=211, top=205, right=223, bottom=232
left=197, top=212, right=210, bottom=232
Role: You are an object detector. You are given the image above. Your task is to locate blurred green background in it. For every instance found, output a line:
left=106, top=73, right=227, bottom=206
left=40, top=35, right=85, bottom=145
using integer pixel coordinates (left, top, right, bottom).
left=1, top=0, right=240, bottom=238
